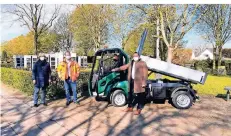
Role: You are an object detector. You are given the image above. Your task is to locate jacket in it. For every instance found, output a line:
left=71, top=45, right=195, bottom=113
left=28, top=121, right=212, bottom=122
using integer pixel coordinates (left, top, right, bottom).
left=119, top=60, right=148, bottom=93
left=56, top=60, right=80, bottom=82
left=32, top=60, right=51, bottom=88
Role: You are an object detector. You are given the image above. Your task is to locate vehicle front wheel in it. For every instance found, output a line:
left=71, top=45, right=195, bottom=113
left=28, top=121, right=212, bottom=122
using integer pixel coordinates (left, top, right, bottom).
left=111, top=90, right=127, bottom=107
left=172, top=91, right=193, bottom=109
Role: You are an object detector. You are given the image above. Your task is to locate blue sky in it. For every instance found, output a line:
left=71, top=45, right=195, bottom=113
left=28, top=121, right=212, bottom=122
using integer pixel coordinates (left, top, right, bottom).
left=1, top=4, right=230, bottom=49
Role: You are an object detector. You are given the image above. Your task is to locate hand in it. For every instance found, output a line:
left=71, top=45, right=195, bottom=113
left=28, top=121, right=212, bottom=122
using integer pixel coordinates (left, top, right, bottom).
left=111, top=69, right=116, bottom=72
left=33, top=80, right=36, bottom=84
left=142, top=85, right=146, bottom=88
left=49, top=79, right=52, bottom=83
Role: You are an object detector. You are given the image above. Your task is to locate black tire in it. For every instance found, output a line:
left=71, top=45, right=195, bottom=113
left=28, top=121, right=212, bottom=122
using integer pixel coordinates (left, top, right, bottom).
left=172, top=91, right=193, bottom=109
left=111, top=89, right=127, bottom=107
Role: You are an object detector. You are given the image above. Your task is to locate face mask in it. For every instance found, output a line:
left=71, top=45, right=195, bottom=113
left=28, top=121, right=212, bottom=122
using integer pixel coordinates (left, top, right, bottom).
left=133, top=57, right=139, bottom=61
left=40, top=57, right=45, bottom=61
left=66, top=56, right=71, bottom=60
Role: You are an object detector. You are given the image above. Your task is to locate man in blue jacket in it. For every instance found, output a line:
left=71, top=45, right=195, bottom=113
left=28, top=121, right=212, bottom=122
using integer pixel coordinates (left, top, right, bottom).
left=32, top=53, right=51, bottom=107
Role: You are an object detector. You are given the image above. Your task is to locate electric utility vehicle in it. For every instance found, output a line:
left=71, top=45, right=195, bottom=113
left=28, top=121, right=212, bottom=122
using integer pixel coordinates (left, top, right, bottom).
left=88, top=30, right=207, bottom=109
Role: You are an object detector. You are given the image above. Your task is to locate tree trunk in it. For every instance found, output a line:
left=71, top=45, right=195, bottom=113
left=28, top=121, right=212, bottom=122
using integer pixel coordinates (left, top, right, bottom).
left=212, top=46, right=217, bottom=73
left=33, top=32, right=38, bottom=55
left=218, top=46, right=222, bottom=67
left=156, top=18, right=160, bottom=59
left=167, top=47, right=173, bottom=63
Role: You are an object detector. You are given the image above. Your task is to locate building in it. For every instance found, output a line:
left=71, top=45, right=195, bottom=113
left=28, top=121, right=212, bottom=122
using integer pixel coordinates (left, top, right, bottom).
left=191, top=48, right=231, bottom=61
left=13, top=52, right=89, bottom=70
left=191, top=48, right=214, bottom=60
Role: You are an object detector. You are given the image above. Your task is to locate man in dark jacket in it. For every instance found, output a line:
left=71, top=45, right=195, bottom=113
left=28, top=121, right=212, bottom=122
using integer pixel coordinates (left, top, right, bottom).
left=32, top=53, right=51, bottom=107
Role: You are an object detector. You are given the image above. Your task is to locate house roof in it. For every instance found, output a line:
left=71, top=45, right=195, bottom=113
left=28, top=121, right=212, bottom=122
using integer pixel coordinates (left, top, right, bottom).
left=194, top=48, right=231, bottom=58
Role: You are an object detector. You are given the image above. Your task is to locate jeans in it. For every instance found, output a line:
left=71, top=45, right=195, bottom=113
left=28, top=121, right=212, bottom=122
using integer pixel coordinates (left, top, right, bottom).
left=64, top=78, right=77, bottom=102
left=131, top=92, right=145, bottom=110
left=33, top=86, right=46, bottom=104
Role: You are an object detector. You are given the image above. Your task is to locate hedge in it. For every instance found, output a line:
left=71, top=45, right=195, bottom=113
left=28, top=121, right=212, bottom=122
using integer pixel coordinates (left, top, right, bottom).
left=1, top=67, right=91, bottom=100
left=194, top=59, right=231, bottom=75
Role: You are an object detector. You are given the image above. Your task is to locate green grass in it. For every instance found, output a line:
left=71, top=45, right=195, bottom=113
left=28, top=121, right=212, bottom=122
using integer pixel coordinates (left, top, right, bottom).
left=193, top=75, right=230, bottom=96
left=148, top=73, right=231, bottom=96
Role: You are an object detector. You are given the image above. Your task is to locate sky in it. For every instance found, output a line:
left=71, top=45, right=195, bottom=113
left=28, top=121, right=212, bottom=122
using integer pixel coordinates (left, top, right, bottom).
left=0, top=4, right=230, bottom=49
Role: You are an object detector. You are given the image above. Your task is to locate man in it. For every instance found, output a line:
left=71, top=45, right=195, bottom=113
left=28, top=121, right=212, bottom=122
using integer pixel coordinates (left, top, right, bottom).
left=57, top=51, right=80, bottom=106
left=112, top=52, right=148, bottom=115
left=32, top=53, right=51, bottom=107
left=112, top=54, right=120, bottom=69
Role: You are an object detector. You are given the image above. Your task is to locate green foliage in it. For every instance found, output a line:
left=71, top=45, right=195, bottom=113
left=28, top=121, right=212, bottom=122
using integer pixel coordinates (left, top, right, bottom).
left=194, top=59, right=231, bottom=75
left=124, top=24, right=155, bottom=56
left=70, top=5, right=115, bottom=50
left=1, top=62, right=14, bottom=68
left=38, top=31, right=59, bottom=53
left=194, top=59, right=213, bottom=74
left=1, top=67, right=91, bottom=99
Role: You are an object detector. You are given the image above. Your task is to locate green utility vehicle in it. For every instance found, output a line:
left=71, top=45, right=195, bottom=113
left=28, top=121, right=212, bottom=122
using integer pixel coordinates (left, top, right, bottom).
left=88, top=30, right=207, bottom=109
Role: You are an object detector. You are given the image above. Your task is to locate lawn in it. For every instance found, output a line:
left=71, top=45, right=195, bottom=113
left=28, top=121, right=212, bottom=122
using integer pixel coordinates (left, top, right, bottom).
left=149, top=73, right=231, bottom=96
left=193, top=75, right=231, bottom=96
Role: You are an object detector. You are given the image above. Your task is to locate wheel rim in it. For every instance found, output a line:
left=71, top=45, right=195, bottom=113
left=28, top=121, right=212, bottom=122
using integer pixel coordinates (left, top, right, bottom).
left=114, top=93, right=126, bottom=106
left=176, top=94, right=190, bottom=108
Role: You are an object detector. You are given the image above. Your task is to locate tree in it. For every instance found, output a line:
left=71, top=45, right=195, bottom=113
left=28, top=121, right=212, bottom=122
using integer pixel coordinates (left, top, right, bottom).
left=192, top=44, right=210, bottom=57
left=70, top=5, right=114, bottom=50
left=111, top=5, right=147, bottom=49
left=1, top=50, right=8, bottom=62
left=53, top=13, right=74, bottom=52
left=124, top=24, right=154, bottom=56
left=197, top=5, right=231, bottom=70
left=172, top=48, right=192, bottom=66
left=3, top=4, right=61, bottom=55
left=158, top=5, right=207, bottom=62
left=3, top=32, right=34, bottom=57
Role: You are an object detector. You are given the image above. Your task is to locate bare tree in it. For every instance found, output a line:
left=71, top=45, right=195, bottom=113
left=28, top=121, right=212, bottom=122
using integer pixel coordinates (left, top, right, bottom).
left=197, top=5, right=231, bottom=69
left=53, top=13, right=73, bottom=52
left=192, top=44, right=210, bottom=57
left=3, top=4, right=61, bottom=55
left=112, top=5, right=146, bottom=49
left=158, top=5, right=207, bottom=62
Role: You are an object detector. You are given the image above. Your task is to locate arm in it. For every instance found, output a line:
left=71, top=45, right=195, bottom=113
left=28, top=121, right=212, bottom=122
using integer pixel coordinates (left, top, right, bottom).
left=32, top=63, right=37, bottom=81
left=75, top=62, right=80, bottom=78
left=112, top=63, right=130, bottom=71
left=48, top=63, right=52, bottom=81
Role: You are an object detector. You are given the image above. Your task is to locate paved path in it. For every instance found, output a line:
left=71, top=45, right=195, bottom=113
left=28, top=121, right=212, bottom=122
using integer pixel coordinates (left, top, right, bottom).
left=1, top=83, right=231, bottom=136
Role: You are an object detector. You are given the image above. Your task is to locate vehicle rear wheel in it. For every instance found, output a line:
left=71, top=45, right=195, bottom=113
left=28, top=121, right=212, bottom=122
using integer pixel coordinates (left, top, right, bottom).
left=111, top=90, right=127, bottom=107
left=172, top=91, right=193, bottom=109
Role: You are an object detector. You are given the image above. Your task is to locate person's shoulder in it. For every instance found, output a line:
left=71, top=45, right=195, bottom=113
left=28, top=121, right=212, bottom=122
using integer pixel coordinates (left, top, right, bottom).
left=72, top=60, right=79, bottom=65
left=140, top=60, right=147, bottom=65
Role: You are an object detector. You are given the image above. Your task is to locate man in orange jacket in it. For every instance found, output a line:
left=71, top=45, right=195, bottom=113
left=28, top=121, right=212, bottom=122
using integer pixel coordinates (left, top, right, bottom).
left=57, top=51, right=80, bottom=106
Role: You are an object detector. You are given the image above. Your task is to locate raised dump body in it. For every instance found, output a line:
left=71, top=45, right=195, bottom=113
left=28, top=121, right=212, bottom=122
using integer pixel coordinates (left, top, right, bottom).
left=140, top=55, right=207, bottom=84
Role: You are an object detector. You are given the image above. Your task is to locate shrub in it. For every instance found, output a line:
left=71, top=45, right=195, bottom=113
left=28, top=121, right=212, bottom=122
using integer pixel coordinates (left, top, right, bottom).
left=194, top=59, right=213, bottom=74
left=1, top=62, right=14, bottom=68
left=1, top=67, right=91, bottom=100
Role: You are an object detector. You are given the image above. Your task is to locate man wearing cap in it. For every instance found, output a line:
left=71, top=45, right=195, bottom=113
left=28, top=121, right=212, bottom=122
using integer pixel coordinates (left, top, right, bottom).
left=32, top=53, right=51, bottom=107
left=57, top=51, right=80, bottom=106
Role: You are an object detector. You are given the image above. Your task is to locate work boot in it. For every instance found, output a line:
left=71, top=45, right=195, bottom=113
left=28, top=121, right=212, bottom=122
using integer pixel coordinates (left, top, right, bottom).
left=66, top=101, right=70, bottom=107
left=134, top=109, right=142, bottom=115
left=124, top=107, right=133, bottom=112
left=34, top=104, right=39, bottom=107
